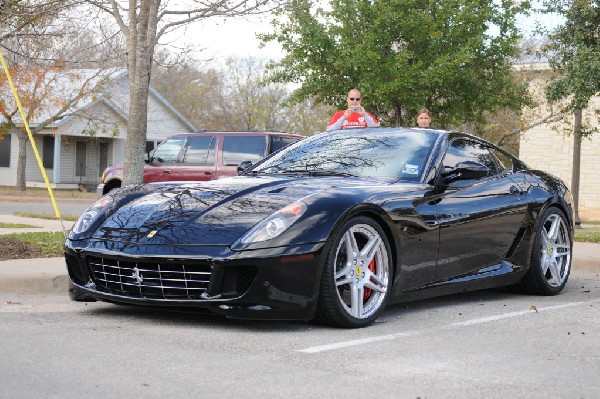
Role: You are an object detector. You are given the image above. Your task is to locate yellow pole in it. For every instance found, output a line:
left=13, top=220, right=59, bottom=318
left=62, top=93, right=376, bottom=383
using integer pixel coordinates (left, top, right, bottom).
left=0, top=49, right=65, bottom=234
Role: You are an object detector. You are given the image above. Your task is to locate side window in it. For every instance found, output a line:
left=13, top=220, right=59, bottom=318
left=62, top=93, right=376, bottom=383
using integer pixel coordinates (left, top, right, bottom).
left=182, top=136, right=216, bottom=165
left=489, top=148, right=513, bottom=172
left=443, top=139, right=500, bottom=176
left=151, top=137, right=186, bottom=164
left=270, top=136, right=299, bottom=153
left=223, top=136, right=267, bottom=166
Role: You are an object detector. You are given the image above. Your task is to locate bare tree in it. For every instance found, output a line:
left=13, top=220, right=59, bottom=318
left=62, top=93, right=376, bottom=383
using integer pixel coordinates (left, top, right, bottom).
left=84, top=0, right=284, bottom=186
left=152, top=55, right=333, bottom=135
left=1, top=1, right=122, bottom=190
left=0, top=0, right=73, bottom=42
left=0, top=66, right=117, bottom=190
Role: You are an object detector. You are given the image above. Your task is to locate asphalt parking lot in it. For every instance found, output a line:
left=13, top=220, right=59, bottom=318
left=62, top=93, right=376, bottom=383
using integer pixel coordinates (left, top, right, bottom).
left=1, top=204, right=599, bottom=398
left=1, top=268, right=599, bottom=398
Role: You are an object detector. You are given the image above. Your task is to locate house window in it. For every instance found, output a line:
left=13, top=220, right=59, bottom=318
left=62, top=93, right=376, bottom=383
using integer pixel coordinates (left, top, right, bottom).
left=0, top=134, right=11, bottom=167
left=43, top=136, right=54, bottom=169
left=99, top=142, right=109, bottom=177
left=146, top=141, right=155, bottom=154
left=75, top=141, right=87, bottom=177
left=146, top=140, right=162, bottom=155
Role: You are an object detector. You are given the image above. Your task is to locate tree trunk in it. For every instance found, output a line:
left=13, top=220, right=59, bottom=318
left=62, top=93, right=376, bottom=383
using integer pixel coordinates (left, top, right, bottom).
left=121, top=0, right=160, bottom=186
left=122, top=68, right=151, bottom=186
left=571, top=108, right=582, bottom=227
left=15, top=130, right=27, bottom=191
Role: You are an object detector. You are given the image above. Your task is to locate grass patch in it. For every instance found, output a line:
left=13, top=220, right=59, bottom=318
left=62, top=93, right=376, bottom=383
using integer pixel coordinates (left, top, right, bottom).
left=0, top=222, right=39, bottom=228
left=14, top=212, right=81, bottom=222
left=574, top=227, right=600, bottom=244
left=0, top=232, right=65, bottom=260
left=0, top=186, right=96, bottom=199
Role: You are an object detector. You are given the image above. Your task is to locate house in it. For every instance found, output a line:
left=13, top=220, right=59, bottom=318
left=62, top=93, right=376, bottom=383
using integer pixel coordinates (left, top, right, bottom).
left=517, top=63, right=600, bottom=220
left=0, top=69, right=198, bottom=190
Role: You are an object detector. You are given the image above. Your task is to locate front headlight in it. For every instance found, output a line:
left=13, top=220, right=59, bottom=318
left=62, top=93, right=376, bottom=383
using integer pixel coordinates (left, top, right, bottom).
left=70, top=196, right=114, bottom=236
left=238, top=200, right=307, bottom=244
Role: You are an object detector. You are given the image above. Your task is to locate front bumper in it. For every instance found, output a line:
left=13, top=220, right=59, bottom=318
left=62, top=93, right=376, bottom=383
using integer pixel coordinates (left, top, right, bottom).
left=65, top=239, right=327, bottom=321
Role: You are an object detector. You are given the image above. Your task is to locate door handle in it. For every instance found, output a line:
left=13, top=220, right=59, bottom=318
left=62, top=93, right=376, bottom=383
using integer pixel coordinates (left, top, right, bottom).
left=204, top=171, right=213, bottom=175
left=163, top=169, right=172, bottom=174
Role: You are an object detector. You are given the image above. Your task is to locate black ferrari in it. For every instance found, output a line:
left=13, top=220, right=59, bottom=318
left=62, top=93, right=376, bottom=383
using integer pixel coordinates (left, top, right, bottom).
left=65, top=127, right=574, bottom=328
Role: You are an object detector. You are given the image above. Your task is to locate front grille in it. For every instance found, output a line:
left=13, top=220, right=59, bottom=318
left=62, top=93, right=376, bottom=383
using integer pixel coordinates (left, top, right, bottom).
left=222, top=265, right=258, bottom=295
left=87, top=256, right=211, bottom=300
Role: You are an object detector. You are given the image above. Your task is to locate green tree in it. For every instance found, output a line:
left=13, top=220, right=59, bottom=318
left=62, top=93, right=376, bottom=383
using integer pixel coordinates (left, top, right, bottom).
left=260, top=0, right=531, bottom=128
left=542, top=0, right=599, bottom=130
left=540, top=0, right=600, bottom=224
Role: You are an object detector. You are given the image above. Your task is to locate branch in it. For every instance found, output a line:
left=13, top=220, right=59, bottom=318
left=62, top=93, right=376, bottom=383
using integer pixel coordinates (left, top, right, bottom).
left=155, top=0, right=279, bottom=41
left=0, top=0, right=72, bottom=41
left=83, top=0, right=128, bottom=36
left=495, top=110, right=567, bottom=147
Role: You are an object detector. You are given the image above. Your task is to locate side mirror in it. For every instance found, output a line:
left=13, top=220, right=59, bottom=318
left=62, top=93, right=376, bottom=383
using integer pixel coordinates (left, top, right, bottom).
left=237, top=160, right=253, bottom=174
left=144, top=153, right=150, bottom=164
left=442, top=161, right=489, bottom=183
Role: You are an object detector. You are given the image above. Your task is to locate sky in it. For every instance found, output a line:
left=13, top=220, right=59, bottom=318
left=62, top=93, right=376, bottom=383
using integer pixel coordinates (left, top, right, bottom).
left=170, top=5, right=565, bottom=63
left=168, top=15, right=283, bottom=62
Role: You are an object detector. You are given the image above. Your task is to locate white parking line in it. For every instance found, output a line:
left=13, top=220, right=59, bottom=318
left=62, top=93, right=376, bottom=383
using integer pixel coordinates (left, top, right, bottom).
left=298, top=299, right=600, bottom=354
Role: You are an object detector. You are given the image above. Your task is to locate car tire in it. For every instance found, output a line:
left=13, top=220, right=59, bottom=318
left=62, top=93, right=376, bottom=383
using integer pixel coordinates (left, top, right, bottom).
left=517, top=206, right=572, bottom=295
left=315, top=216, right=392, bottom=328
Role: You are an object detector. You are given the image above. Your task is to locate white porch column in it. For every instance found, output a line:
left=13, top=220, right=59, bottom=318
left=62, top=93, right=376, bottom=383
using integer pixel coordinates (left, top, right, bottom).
left=53, top=135, right=61, bottom=184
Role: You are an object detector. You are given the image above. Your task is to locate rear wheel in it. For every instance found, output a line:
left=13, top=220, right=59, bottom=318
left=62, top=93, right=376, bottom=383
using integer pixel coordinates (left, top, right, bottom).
left=518, top=207, right=572, bottom=295
left=315, top=216, right=392, bottom=328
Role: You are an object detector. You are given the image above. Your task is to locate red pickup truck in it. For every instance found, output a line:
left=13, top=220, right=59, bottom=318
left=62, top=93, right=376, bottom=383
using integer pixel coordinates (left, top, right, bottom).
left=97, top=131, right=304, bottom=196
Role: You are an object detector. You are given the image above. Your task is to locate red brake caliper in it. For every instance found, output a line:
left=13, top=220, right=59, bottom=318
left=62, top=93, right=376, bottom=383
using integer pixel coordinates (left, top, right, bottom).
left=363, top=258, right=376, bottom=300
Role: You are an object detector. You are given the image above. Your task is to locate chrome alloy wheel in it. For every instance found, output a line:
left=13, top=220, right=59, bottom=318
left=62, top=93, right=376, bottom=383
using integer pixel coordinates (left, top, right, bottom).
left=333, top=223, right=390, bottom=319
left=540, top=213, right=571, bottom=287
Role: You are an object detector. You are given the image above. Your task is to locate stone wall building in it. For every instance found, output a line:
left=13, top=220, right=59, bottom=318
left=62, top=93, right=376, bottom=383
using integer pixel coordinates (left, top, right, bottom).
left=518, top=63, right=600, bottom=220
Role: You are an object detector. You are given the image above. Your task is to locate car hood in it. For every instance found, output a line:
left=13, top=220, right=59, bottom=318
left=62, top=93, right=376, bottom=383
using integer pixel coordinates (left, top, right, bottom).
left=91, top=175, right=415, bottom=246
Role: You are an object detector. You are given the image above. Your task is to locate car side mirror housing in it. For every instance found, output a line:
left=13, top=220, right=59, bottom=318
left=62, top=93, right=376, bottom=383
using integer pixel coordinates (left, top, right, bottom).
left=238, top=160, right=253, bottom=174
left=144, top=153, right=150, bottom=164
left=442, top=161, right=490, bottom=183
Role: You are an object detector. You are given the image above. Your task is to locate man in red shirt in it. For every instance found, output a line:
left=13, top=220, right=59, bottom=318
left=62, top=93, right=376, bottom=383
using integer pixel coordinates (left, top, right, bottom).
left=326, top=88, right=379, bottom=131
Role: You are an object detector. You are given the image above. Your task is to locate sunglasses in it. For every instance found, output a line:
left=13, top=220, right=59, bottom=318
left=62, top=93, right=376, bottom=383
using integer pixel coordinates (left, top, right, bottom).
left=348, top=97, right=361, bottom=101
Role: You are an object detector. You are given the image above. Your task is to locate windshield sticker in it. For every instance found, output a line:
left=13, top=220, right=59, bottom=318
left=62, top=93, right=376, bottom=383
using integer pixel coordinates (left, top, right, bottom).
left=402, top=163, right=419, bottom=175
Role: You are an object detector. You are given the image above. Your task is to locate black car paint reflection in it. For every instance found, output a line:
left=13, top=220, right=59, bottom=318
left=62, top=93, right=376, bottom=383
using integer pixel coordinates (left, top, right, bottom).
left=65, top=128, right=574, bottom=327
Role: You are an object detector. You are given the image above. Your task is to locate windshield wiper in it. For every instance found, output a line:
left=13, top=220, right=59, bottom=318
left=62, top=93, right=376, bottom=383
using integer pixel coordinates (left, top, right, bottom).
left=306, top=170, right=357, bottom=177
left=253, top=169, right=357, bottom=177
left=269, top=169, right=357, bottom=177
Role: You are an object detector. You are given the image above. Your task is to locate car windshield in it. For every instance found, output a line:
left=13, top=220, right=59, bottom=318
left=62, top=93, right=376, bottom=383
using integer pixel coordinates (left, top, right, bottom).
left=253, top=128, right=439, bottom=182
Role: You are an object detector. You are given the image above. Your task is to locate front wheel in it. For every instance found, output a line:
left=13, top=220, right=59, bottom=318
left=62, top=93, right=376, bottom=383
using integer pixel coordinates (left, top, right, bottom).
left=518, top=207, right=572, bottom=295
left=315, top=216, right=392, bottom=328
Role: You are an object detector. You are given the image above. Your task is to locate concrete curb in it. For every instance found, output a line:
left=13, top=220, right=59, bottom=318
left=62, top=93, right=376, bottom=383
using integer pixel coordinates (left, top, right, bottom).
left=0, top=242, right=597, bottom=295
left=0, top=257, right=68, bottom=295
